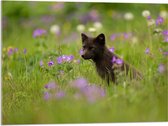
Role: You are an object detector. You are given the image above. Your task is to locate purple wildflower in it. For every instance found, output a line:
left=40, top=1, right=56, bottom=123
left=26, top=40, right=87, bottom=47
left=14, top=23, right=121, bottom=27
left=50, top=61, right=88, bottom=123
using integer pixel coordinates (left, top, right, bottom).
left=70, top=78, right=88, bottom=89
left=79, top=49, right=84, bottom=56
left=162, top=30, right=168, bottom=36
left=39, top=60, right=44, bottom=66
left=158, top=64, right=165, bottom=73
left=89, top=9, right=100, bottom=22
left=162, top=30, right=168, bottom=42
left=43, top=92, right=51, bottom=100
left=14, top=48, right=18, bottom=53
left=147, top=16, right=151, bottom=20
left=48, top=61, right=54, bottom=66
left=163, top=52, right=168, bottom=56
left=145, top=48, right=150, bottom=54
left=33, top=28, right=47, bottom=38
left=79, top=10, right=100, bottom=24
left=112, top=56, right=116, bottom=63
left=116, top=58, right=123, bottom=65
left=109, top=47, right=115, bottom=53
left=77, top=59, right=80, bottom=64
left=66, top=55, right=74, bottom=62
left=45, top=82, right=57, bottom=89
left=164, top=36, right=168, bottom=42
left=55, top=91, right=65, bottom=99
left=61, top=55, right=67, bottom=60
left=156, top=16, right=164, bottom=26
left=110, top=34, right=116, bottom=41
left=23, top=48, right=27, bottom=54
left=82, top=85, right=106, bottom=103
left=7, top=48, right=13, bottom=56
left=57, top=55, right=74, bottom=64
left=57, top=56, right=63, bottom=64
left=111, top=56, right=123, bottom=65
left=123, top=33, right=132, bottom=39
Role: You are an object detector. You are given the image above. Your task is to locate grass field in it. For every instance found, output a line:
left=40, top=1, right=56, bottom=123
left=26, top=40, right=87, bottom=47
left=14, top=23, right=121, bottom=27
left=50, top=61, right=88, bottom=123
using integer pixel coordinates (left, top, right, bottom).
left=2, top=1, right=168, bottom=124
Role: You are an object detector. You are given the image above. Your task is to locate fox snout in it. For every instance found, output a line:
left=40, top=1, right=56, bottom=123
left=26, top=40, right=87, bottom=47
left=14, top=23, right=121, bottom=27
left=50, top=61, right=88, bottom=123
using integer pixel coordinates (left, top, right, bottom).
left=81, top=50, right=93, bottom=60
left=81, top=54, right=87, bottom=59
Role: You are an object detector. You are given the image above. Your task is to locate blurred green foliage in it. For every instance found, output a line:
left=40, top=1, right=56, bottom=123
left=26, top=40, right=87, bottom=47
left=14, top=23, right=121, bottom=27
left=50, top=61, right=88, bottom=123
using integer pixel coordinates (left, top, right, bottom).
left=2, top=1, right=168, bottom=21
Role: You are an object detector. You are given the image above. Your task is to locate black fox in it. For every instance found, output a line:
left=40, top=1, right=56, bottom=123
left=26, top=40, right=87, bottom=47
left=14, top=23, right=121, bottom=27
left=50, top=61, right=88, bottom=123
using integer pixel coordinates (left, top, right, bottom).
left=81, top=33, right=142, bottom=85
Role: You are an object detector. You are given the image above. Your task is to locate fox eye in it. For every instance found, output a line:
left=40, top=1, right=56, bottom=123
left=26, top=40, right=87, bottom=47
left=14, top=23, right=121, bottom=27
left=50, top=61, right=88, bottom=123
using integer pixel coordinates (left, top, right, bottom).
left=83, top=45, right=86, bottom=49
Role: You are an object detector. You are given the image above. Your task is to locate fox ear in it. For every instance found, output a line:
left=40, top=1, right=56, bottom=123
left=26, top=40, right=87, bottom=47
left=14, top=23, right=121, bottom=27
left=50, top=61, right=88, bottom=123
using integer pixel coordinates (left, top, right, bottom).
left=96, top=33, right=105, bottom=45
left=81, top=33, right=88, bottom=43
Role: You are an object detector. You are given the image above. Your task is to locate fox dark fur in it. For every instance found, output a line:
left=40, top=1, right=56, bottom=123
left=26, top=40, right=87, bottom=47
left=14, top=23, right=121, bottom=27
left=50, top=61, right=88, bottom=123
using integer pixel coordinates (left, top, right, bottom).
left=81, top=33, right=142, bottom=85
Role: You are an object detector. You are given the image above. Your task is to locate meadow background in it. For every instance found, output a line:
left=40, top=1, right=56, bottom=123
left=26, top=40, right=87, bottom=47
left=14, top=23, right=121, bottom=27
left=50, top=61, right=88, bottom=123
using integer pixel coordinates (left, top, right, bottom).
left=2, top=1, right=168, bottom=124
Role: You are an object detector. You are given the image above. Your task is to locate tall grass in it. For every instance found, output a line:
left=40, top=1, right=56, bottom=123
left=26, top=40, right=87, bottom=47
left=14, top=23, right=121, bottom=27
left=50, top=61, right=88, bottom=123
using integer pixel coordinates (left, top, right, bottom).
left=2, top=2, right=168, bottom=124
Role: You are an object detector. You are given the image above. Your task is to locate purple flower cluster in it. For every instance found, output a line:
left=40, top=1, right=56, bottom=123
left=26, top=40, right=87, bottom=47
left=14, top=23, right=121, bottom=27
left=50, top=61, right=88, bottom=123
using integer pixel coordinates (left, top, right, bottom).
left=70, top=78, right=106, bottom=103
left=110, top=32, right=133, bottom=41
left=81, top=85, right=106, bottom=103
left=111, top=56, right=123, bottom=65
left=156, top=16, right=164, bottom=26
left=23, top=48, right=27, bottom=54
left=55, top=91, right=65, bottom=99
left=57, top=55, right=74, bottom=64
left=39, top=60, right=44, bottom=66
left=163, top=52, right=168, bottom=56
left=109, top=47, right=115, bottom=53
left=110, top=34, right=116, bottom=41
left=45, top=82, right=57, bottom=89
left=6, top=47, right=22, bottom=57
left=7, top=47, right=14, bottom=56
left=43, top=78, right=106, bottom=103
left=44, top=92, right=51, bottom=100
left=70, top=78, right=88, bottom=89
left=158, top=64, right=165, bottom=73
left=147, top=16, right=151, bottom=20
left=162, top=30, right=168, bottom=42
left=33, top=28, right=47, bottom=38
left=79, top=9, right=100, bottom=24
left=145, top=48, right=150, bottom=54
left=44, top=81, right=65, bottom=100
left=48, top=61, right=54, bottom=66
left=79, top=49, right=84, bottom=56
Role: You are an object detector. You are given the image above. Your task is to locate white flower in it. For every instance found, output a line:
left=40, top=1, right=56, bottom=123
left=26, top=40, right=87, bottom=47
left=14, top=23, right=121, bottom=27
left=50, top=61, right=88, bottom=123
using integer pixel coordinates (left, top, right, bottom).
left=153, top=28, right=162, bottom=34
left=50, top=25, right=60, bottom=34
left=123, top=81, right=126, bottom=88
left=147, top=19, right=155, bottom=27
left=88, top=27, right=96, bottom=32
left=124, top=12, right=134, bottom=20
left=131, top=36, right=138, bottom=44
left=160, top=10, right=168, bottom=19
left=142, top=10, right=150, bottom=17
left=7, top=72, right=13, bottom=79
left=76, top=24, right=85, bottom=32
left=93, top=22, right=102, bottom=30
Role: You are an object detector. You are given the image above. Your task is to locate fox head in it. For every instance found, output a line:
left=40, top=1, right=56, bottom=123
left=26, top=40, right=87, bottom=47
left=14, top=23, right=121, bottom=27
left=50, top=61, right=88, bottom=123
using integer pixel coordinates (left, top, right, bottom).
left=81, top=33, right=106, bottom=60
